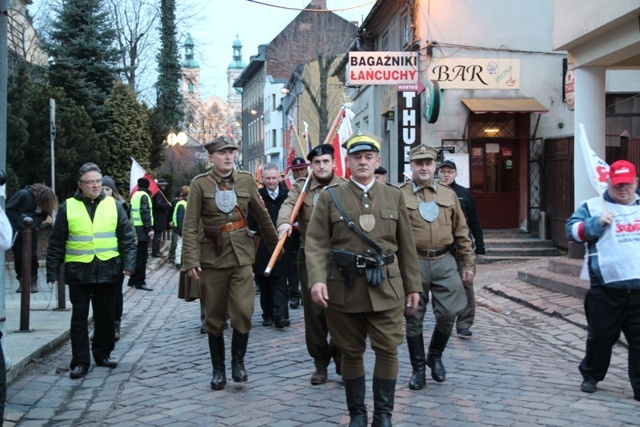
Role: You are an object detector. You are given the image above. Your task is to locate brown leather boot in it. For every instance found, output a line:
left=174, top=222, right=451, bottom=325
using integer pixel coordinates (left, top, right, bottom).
left=310, top=363, right=328, bottom=385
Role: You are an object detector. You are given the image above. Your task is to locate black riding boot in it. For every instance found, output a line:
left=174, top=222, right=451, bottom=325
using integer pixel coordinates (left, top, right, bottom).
left=344, top=376, right=367, bottom=427
left=406, top=334, right=426, bottom=390
left=426, top=331, right=450, bottom=383
left=231, top=329, right=249, bottom=382
left=372, top=377, right=396, bottom=427
left=208, top=334, right=226, bottom=390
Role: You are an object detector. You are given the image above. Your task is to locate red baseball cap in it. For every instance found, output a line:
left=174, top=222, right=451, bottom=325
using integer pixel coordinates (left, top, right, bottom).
left=609, top=160, right=637, bottom=185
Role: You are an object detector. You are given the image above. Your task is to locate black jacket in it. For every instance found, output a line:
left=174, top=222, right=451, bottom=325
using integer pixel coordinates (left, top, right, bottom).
left=152, top=190, right=172, bottom=232
left=449, top=181, right=485, bottom=255
left=173, top=198, right=186, bottom=236
left=249, top=186, right=292, bottom=277
left=46, top=189, right=137, bottom=285
left=6, top=186, right=49, bottom=232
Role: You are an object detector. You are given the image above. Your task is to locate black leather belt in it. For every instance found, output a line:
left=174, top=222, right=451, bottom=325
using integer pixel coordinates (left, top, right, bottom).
left=417, top=245, right=452, bottom=259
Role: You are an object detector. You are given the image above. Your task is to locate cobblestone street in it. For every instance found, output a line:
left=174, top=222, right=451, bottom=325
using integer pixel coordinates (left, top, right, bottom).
left=5, top=259, right=638, bottom=426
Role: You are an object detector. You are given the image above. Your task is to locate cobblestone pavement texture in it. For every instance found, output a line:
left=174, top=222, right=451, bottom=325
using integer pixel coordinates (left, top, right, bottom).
left=4, top=258, right=639, bottom=426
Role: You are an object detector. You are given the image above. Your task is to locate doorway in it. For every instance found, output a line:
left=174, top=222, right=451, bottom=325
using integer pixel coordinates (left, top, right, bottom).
left=470, top=140, right=520, bottom=228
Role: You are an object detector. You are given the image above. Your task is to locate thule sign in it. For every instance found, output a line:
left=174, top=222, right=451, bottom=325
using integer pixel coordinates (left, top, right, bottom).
left=347, top=52, right=419, bottom=85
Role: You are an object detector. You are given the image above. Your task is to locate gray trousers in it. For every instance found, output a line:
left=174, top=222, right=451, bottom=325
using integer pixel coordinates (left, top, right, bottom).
left=405, top=254, right=467, bottom=337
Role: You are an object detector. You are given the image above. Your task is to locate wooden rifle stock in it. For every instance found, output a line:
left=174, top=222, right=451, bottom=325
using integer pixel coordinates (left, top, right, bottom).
left=264, top=173, right=312, bottom=276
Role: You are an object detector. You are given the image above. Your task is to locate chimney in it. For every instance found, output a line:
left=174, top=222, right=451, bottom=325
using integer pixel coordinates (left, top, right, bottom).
left=310, top=0, right=327, bottom=10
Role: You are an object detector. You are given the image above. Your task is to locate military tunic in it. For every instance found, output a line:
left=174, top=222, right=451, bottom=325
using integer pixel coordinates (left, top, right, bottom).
left=182, top=169, right=279, bottom=335
left=400, top=180, right=474, bottom=336
left=276, top=174, right=346, bottom=368
left=305, top=180, right=421, bottom=378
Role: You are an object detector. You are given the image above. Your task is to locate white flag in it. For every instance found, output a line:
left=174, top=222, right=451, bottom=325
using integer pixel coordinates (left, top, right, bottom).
left=578, top=123, right=609, bottom=194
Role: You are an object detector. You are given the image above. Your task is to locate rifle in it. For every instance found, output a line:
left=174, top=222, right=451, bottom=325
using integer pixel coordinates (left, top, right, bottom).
left=264, top=172, right=312, bottom=276
left=264, top=106, right=345, bottom=276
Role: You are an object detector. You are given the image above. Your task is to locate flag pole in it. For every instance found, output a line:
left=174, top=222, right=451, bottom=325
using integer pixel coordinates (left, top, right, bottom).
left=290, top=117, right=307, bottom=160
left=264, top=171, right=312, bottom=276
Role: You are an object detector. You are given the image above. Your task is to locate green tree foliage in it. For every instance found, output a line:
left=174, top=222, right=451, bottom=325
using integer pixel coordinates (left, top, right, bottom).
left=47, top=0, right=121, bottom=130
left=6, top=64, right=32, bottom=193
left=102, top=81, right=153, bottom=195
left=7, top=67, right=100, bottom=200
left=155, top=0, right=183, bottom=128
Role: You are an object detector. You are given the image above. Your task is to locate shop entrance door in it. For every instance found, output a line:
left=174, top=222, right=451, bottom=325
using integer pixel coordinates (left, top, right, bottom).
left=470, top=140, right=519, bottom=228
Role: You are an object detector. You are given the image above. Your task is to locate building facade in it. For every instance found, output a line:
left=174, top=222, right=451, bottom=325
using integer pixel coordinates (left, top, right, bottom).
left=340, top=0, right=639, bottom=232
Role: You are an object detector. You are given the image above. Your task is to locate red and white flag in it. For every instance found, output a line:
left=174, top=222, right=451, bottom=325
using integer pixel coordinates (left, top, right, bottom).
left=129, top=158, right=159, bottom=197
left=332, top=104, right=355, bottom=178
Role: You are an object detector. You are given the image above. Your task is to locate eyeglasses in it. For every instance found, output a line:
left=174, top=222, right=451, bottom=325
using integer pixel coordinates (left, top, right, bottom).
left=81, top=180, right=102, bottom=186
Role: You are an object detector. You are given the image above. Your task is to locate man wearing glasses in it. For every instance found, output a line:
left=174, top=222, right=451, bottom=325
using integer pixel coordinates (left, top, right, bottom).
left=47, top=163, right=136, bottom=379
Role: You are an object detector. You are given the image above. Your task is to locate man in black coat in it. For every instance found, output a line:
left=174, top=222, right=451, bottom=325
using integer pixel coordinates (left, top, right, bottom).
left=6, top=183, right=58, bottom=292
left=249, top=163, right=292, bottom=328
left=46, top=163, right=136, bottom=379
left=151, top=179, right=172, bottom=257
left=438, top=160, right=485, bottom=337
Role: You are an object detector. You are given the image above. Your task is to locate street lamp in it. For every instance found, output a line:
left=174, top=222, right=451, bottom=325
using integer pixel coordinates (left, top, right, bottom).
left=167, top=131, right=187, bottom=147
left=167, top=131, right=187, bottom=176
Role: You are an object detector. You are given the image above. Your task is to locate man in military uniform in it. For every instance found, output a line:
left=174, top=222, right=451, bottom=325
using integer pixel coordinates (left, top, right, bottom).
left=285, top=156, right=309, bottom=309
left=182, top=136, right=279, bottom=391
left=400, top=145, right=475, bottom=391
left=304, top=133, right=422, bottom=426
left=277, top=144, right=345, bottom=385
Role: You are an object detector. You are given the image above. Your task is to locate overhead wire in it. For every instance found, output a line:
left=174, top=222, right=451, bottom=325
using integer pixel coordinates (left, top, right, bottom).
left=246, top=0, right=376, bottom=13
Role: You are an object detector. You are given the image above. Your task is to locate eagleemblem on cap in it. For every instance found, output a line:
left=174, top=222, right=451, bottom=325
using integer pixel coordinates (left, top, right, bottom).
left=420, top=146, right=427, bottom=154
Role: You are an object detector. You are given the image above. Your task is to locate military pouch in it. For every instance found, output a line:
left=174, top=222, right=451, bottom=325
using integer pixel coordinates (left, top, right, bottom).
left=330, top=249, right=356, bottom=288
left=203, top=226, right=223, bottom=255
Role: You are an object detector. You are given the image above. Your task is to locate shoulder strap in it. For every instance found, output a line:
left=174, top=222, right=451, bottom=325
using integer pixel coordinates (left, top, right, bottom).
left=326, top=187, right=385, bottom=254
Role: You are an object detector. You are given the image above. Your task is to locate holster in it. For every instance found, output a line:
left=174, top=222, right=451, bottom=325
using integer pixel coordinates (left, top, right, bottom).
left=330, top=249, right=356, bottom=288
left=203, top=226, right=223, bottom=255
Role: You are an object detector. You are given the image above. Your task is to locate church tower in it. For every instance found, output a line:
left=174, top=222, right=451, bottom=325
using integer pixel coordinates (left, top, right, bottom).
left=181, top=34, right=200, bottom=102
left=227, top=36, right=246, bottom=110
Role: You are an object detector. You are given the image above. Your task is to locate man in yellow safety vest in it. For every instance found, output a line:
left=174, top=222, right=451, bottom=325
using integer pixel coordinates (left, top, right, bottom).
left=47, top=163, right=136, bottom=380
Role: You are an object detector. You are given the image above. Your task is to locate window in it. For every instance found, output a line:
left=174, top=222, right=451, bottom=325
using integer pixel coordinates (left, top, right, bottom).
left=188, top=82, right=194, bottom=94
left=401, top=11, right=412, bottom=47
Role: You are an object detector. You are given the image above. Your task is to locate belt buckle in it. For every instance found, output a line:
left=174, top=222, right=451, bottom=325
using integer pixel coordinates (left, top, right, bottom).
left=427, top=250, right=436, bottom=258
left=356, top=256, right=366, bottom=269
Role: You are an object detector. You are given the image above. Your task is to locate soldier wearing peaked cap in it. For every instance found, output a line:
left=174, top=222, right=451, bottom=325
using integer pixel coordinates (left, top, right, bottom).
left=289, top=157, right=310, bottom=180
left=400, top=144, right=474, bottom=391
left=182, top=136, right=280, bottom=391
left=277, top=142, right=347, bottom=386
left=303, top=131, right=422, bottom=425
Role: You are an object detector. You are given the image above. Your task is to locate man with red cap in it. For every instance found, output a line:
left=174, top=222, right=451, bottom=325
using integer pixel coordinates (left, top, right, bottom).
left=566, top=159, right=640, bottom=402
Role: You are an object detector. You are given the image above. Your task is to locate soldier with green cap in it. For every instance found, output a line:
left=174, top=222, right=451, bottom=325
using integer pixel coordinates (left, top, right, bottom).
left=182, top=136, right=280, bottom=391
left=399, top=144, right=474, bottom=391
left=304, top=131, right=422, bottom=426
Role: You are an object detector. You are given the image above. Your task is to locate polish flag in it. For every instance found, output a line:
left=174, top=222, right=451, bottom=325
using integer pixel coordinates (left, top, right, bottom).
left=332, top=105, right=355, bottom=178
left=129, top=158, right=159, bottom=197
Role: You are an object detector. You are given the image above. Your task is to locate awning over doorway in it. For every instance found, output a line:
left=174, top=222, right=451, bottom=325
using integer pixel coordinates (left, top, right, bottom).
left=462, top=98, right=549, bottom=114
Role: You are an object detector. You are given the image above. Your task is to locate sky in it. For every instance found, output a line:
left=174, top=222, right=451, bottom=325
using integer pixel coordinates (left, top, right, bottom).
left=184, top=0, right=376, bottom=98
left=27, top=0, right=375, bottom=101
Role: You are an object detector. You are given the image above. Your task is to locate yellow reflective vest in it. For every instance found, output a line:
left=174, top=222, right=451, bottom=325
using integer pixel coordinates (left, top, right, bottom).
left=130, top=190, right=153, bottom=227
left=172, top=199, right=187, bottom=224
left=65, top=197, right=119, bottom=263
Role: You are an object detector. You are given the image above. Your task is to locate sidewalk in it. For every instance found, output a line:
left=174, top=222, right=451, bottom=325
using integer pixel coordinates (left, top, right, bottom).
left=2, top=255, right=167, bottom=385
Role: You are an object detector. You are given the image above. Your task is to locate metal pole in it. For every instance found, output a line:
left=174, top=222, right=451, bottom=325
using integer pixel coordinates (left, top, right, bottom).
left=19, top=218, right=32, bottom=332
left=0, top=0, right=11, bottom=367
left=50, top=98, right=56, bottom=192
